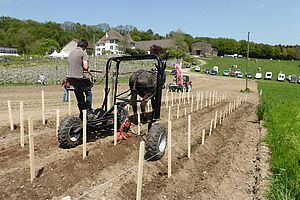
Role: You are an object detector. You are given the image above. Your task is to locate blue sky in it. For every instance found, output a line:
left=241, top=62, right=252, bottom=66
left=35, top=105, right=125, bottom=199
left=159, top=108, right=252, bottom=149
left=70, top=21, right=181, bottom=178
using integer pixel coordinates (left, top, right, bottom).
left=1, top=0, right=300, bottom=45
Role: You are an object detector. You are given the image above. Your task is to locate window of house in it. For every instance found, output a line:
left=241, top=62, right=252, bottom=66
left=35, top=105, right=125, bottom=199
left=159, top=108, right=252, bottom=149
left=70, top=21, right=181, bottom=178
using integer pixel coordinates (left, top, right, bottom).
left=110, top=46, right=113, bottom=50
left=110, top=40, right=114, bottom=43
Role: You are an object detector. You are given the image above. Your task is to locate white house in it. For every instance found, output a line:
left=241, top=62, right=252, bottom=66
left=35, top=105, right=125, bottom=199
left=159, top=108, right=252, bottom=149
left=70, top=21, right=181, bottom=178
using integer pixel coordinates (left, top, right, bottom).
left=95, top=30, right=135, bottom=56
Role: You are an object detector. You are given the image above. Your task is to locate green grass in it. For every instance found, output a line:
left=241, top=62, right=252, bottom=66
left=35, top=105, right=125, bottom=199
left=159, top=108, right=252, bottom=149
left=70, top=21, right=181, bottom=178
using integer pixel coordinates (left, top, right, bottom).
left=258, top=81, right=300, bottom=199
left=191, top=57, right=300, bottom=79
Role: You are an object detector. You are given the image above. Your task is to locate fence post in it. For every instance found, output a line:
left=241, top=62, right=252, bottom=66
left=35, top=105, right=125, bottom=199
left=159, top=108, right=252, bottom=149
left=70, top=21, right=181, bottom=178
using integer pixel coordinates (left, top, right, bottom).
left=168, top=120, right=172, bottom=178
left=28, top=117, right=35, bottom=182
left=83, top=110, right=87, bottom=159
left=114, top=105, right=118, bottom=145
left=8, top=100, right=14, bottom=130
left=202, top=130, right=205, bottom=145
left=188, top=114, right=191, bottom=158
left=177, top=104, right=180, bottom=119
left=136, top=141, right=145, bottom=200
left=214, top=111, right=217, bottom=129
left=137, top=111, right=141, bottom=135
left=209, top=119, right=213, bottom=136
left=20, top=102, right=24, bottom=147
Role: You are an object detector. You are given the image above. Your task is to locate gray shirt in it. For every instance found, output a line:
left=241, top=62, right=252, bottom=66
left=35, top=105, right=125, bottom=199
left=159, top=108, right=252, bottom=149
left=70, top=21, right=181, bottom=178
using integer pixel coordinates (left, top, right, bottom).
left=68, top=47, right=88, bottom=78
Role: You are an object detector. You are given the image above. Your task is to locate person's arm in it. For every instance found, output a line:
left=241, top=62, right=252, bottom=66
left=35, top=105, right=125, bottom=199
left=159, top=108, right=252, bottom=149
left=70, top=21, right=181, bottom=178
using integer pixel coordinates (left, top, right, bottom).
left=83, top=60, right=89, bottom=71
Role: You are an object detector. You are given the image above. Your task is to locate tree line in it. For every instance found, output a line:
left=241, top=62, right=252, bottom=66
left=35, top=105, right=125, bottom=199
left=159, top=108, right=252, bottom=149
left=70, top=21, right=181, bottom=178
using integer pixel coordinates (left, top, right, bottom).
left=0, top=16, right=299, bottom=60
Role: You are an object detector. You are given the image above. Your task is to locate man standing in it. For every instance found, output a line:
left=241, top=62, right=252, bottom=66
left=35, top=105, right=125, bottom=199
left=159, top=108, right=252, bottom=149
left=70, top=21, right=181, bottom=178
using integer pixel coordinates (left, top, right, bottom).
left=68, top=39, right=94, bottom=120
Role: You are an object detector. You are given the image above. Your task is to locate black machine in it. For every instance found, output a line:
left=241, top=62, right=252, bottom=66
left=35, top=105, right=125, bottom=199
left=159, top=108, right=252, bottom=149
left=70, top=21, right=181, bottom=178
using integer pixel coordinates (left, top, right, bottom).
left=58, top=54, right=167, bottom=160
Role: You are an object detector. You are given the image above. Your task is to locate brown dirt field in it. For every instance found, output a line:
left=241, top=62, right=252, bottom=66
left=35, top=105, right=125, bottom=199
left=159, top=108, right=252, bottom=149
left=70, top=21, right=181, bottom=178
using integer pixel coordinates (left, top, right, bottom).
left=0, top=74, right=270, bottom=200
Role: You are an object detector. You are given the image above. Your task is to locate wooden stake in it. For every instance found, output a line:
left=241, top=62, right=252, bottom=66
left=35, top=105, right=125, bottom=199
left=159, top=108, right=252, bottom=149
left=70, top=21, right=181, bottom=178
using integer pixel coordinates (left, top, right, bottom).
left=184, top=107, right=187, bottom=116
left=171, top=92, right=174, bottom=107
left=191, top=95, right=193, bottom=113
left=83, top=110, right=87, bottom=159
left=8, top=100, right=14, bottom=130
left=56, top=109, right=60, bottom=137
left=177, top=104, right=180, bottom=119
left=219, top=110, right=222, bottom=124
left=20, top=102, right=24, bottom=147
left=209, top=119, right=213, bottom=136
left=137, top=111, right=141, bottom=135
left=136, top=141, right=145, bottom=200
left=42, top=90, right=45, bottom=124
left=209, top=91, right=211, bottom=106
left=187, top=91, right=190, bottom=103
left=168, top=121, right=172, bottom=178
left=205, top=99, right=208, bottom=107
left=214, top=111, right=217, bottom=129
left=188, top=115, right=191, bottom=158
left=168, top=106, right=171, bottom=121
left=114, top=105, right=118, bottom=145
left=212, top=91, right=215, bottom=105
left=28, top=117, right=35, bottom=182
left=202, top=129, right=205, bottom=145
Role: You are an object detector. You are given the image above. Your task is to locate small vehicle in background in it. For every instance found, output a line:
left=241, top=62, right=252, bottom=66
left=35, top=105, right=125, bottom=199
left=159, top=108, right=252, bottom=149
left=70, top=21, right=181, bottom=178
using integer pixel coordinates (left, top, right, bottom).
left=298, top=77, right=300, bottom=84
left=191, top=61, right=196, bottom=65
left=186, top=64, right=191, bottom=68
left=246, top=72, right=253, bottom=79
left=223, top=69, right=229, bottom=76
left=195, top=66, right=201, bottom=72
left=286, top=74, right=292, bottom=81
left=289, top=74, right=297, bottom=83
left=255, top=72, right=262, bottom=79
left=210, top=70, right=218, bottom=76
left=264, top=72, right=272, bottom=80
left=204, top=68, right=210, bottom=74
left=213, top=66, right=219, bottom=74
left=277, top=73, right=285, bottom=82
left=230, top=71, right=236, bottom=77
left=237, top=72, right=244, bottom=78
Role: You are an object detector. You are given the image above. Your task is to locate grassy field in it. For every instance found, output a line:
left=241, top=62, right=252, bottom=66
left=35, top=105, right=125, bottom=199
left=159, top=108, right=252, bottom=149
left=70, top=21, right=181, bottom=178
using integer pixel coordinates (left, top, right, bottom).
left=258, top=81, right=300, bottom=199
left=192, top=57, right=300, bottom=80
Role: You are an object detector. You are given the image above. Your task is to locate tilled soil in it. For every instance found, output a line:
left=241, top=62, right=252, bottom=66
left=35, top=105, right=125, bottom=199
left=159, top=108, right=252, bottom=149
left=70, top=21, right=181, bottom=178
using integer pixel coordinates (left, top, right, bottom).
left=0, top=74, right=269, bottom=200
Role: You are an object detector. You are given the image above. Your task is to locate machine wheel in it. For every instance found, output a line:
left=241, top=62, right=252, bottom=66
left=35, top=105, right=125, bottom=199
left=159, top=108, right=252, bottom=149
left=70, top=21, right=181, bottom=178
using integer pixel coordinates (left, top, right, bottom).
left=146, top=123, right=167, bottom=161
left=58, top=116, right=82, bottom=148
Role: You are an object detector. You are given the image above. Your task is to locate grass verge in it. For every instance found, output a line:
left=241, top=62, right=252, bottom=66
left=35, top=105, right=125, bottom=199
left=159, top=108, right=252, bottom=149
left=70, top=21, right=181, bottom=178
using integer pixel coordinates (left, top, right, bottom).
left=258, top=81, right=300, bottom=199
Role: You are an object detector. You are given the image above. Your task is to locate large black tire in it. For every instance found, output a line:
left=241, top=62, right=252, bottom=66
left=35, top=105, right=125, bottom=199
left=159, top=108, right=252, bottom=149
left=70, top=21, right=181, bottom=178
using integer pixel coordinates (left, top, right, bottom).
left=145, top=123, right=167, bottom=161
left=58, top=116, right=82, bottom=148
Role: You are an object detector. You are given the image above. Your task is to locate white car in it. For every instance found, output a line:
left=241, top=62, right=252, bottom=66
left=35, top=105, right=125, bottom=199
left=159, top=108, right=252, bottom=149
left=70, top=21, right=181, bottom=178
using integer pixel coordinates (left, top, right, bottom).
left=237, top=72, right=244, bottom=78
left=265, top=72, right=272, bottom=80
left=223, top=69, right=229, bottom=76
left=277, top=73, right=285, bottom=82
left=255, top=72, right=262, bottom=79
left=195, top=66, right=201, bottom=72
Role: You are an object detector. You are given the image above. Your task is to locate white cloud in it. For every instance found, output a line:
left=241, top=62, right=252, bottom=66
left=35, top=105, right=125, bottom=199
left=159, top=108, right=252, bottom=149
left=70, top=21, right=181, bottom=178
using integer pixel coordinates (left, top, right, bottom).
left=257, top=0, right=271, bottom=9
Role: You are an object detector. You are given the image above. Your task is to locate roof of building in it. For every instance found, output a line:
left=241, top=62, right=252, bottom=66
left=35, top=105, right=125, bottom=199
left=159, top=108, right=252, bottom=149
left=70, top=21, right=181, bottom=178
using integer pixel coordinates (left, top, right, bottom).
left=135, top=39, right=175, bottom=51
left=124, top=33, right=134, bottom=43
left=97, top=30, right=124, bottom=44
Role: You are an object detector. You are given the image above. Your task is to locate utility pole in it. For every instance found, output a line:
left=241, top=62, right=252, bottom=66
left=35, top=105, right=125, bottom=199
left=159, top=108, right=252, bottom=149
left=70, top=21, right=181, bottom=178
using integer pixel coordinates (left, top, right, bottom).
left=93, top=33, right=96, bottom=71
left=246, top=32, right=250, bottom=90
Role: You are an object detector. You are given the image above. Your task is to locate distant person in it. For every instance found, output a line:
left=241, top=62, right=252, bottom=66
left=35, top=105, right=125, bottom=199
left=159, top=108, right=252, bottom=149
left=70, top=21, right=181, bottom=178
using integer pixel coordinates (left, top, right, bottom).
left=61, top=77, right=70, bottom=102
left=68, top=39, right=94, bottom=120
left=38, top=75, right=46, bottom=85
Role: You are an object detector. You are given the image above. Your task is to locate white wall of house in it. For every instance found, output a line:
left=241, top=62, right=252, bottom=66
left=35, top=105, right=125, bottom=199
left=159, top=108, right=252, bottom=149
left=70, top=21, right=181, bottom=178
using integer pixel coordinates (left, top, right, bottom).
left=95, top=39, right=124, bottom=55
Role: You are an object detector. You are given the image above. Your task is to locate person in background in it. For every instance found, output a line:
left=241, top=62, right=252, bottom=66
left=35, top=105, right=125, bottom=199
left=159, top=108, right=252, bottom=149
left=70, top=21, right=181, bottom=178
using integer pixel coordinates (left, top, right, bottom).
left=61, top=77, right=70, bottom=102
left=68, top=39, right=94, bottom=120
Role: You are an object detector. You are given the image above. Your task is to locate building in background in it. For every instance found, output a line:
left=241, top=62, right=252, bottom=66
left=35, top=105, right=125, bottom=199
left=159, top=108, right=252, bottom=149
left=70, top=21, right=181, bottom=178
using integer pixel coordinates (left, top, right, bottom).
left=191, top=41, right=218, bottom=57
left=95, top=30, right=135, bottom=56
left=135, top=39, right=175, bottom=54
left=0, top=46, right=19, bottom=56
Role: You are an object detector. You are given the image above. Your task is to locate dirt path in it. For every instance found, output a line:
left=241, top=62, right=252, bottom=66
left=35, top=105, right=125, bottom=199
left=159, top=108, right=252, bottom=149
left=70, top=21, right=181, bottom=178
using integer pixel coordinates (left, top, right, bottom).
left=0, top=74, right=269, bottom=200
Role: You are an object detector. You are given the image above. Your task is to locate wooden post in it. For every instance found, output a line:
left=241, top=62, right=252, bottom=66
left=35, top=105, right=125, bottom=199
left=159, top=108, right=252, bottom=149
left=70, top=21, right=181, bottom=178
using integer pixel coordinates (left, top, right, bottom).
left=200, top=91, right=203, bottom=110
left=184, top=107, right=187, bottom=116
left=137, top=111, right=141, bottom=135
left=42, top=90, right=45, bottom=124
left=82, top=110, right=87, bottom=159
left=8, top=100, right=14, bottom=130
left=209, top=119, right=213, bottom=136
left=205, top=90, right=208, bottom=100
left=214, top=111, right=217, bottom=129
left=20, top=102, right=24, bottom=147
left=56, top=109, right=60, bottom=137
left=205, top=99, right=208, bottom=107
left=183, top=92, right=186, bottom=105
left=168, top=106, right=171, bottom=121
left=212, top=91, right=215, bottom=106
left=202, top=130, right=205, bottom=145
left=245, top=95, right=248, bottom=102
left=136, top=141, right=145, bottom=200
left=68, top=92, right=71, bottom=116
left=175, top=92, right=177, bottom=104
left=113, top=105, right=118, bottom=145
left=168, top=120, right=172, bottom=178
left=187, top=91, right=190, bottom=104
left=215, top=91, right=218, bottom=104
left=191, top=95, right=193, bottom=113
left=188, top=115, right=191, bottom=158
left=28, top=117, right=35, bottom=182
left=177, top=104, right=180, bottom=119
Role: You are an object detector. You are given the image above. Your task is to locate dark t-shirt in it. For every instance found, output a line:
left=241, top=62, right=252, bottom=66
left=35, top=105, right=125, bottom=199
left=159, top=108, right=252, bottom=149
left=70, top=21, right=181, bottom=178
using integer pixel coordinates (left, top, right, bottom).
left=68, top=47, right=88, bottom=78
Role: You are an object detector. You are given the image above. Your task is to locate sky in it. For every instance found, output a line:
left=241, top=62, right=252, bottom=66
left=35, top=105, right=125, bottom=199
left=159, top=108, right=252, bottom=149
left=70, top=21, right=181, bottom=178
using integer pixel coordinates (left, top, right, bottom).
left=1, top=0, right=300, bottom=45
